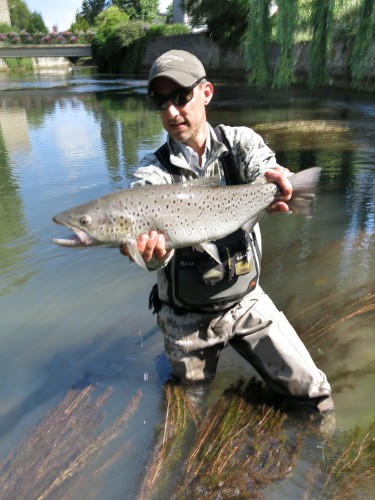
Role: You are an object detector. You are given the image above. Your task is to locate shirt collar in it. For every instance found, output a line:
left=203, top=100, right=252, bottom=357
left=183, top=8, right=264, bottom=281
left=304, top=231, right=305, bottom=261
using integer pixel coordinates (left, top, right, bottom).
left=174, top=123, right=211, bottom=169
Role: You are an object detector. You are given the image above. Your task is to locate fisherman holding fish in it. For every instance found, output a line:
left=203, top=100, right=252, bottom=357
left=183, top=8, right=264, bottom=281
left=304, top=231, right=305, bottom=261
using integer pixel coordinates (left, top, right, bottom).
left=52, top=50, right=334, bottom=417
left=119, top=50, right=334, bottom=416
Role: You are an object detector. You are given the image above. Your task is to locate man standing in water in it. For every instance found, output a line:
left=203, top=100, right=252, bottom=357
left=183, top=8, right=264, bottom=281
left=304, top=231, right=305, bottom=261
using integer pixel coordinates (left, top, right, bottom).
left=121, top=50, right=334, bottom=416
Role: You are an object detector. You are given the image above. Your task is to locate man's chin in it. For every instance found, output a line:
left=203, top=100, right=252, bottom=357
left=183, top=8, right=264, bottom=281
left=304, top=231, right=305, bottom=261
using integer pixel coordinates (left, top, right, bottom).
left=169, top=128, right=190, bottom=142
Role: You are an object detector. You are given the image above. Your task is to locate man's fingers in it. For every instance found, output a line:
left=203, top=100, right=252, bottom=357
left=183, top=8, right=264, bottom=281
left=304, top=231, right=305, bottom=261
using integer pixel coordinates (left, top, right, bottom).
left=265, top=168, right=293, bottom=201
left=141, top=232, right=158, bottom=262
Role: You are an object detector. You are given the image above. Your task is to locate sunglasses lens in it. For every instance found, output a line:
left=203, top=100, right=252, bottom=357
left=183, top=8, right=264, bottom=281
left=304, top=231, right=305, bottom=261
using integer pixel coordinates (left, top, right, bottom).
left=173, top=89, right=193, bottom=107
left=149, top=87, right=195, bottom=110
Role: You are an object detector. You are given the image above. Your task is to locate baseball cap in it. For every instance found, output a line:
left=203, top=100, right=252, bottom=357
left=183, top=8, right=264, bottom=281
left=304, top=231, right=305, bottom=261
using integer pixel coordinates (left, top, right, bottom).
left=148, top=50, right=206, bottom=91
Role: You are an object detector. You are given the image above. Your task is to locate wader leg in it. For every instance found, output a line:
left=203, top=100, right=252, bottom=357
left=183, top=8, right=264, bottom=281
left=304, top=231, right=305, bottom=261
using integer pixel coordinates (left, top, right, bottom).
left=157, top=306, right=224, bottom=383
left=225, top=289, right=332, bottom=405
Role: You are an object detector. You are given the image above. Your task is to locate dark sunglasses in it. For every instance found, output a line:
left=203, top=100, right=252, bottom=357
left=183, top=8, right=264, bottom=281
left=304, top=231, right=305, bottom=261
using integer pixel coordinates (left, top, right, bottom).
left=148, top=76, right=206, bottom=110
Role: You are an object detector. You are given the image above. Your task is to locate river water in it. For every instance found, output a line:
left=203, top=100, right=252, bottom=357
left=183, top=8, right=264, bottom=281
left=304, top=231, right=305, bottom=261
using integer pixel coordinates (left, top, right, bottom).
left=0, top=70, right=374, bottom=499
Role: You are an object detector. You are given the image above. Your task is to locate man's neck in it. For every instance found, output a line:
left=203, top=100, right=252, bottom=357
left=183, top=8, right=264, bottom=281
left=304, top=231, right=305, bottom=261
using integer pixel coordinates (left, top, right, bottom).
left=183, top=123, right=209, bottom=163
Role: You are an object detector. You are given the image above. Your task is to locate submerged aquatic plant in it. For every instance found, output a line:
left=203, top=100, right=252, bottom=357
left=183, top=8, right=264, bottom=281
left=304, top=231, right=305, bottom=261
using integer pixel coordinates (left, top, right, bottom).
left=293, top=282, right=375, bottom=367
left=138, top=379, right=302, bottom=499
left=0, top=385, right=141, bottom=500
left=307, top=418, right=375, bottom=499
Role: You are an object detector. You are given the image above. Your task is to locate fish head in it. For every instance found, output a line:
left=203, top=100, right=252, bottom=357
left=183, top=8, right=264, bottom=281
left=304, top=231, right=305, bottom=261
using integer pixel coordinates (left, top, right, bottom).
left=52, top=201, right=133, bottom=247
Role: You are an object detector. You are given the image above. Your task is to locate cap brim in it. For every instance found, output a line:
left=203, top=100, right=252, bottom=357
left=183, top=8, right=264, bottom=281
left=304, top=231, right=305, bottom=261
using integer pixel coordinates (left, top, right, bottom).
left=148, top=71, right=199, bottom=91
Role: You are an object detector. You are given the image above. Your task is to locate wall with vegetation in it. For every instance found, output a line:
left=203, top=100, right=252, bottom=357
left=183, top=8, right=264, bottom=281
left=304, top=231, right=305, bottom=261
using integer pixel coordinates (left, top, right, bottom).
left=139, top=33, right=375, bottom=90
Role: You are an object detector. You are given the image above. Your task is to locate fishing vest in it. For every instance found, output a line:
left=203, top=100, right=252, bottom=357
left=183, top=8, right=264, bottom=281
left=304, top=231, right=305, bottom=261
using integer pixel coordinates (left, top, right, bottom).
left=153, top=126, right=261, bottom=312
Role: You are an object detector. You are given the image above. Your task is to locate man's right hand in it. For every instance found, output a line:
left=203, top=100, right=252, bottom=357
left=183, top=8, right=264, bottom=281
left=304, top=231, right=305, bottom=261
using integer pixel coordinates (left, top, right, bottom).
left=120, top=230, right=171, bottom=263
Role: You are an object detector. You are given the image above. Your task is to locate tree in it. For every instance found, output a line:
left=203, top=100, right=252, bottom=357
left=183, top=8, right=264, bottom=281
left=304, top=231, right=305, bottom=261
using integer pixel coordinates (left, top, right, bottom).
left=80, top=0, right=110, bottom=25
left=165, top=3, right=173, bottom=24
left=185, top=0, right=249, bottom=46
left=8, top=0, right=31, bottom=30
left=27, top=11, right=48, bottom=34
left=112, top=0, right=159, bottom=21
left=71, top=12, right=90, bottom=31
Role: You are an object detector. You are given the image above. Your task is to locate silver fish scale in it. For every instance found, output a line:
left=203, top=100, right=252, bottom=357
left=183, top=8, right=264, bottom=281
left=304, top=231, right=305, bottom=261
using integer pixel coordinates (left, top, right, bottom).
left=116, top=181, right=278, bottom=247
left=52, top=167, right=321, bottom=257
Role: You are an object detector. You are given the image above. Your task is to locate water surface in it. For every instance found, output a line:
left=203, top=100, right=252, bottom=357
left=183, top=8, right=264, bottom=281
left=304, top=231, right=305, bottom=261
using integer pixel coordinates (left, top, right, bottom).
left=0, top=71, right=373, bottom=498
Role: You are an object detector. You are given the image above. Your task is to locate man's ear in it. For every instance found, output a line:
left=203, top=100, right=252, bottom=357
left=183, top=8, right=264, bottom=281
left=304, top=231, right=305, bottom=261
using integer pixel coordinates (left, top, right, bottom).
left=203, top=82, right=214, bottom=106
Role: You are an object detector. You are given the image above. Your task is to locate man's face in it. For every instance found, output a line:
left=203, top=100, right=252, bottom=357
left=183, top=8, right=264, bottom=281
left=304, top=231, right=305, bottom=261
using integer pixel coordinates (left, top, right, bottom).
left=151, top=77, right=213, bottom=149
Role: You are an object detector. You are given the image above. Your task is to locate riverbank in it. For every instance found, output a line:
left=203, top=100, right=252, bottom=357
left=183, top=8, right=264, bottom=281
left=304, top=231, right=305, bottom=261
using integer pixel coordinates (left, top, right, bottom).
left=138, top=33, right=375, bottom=90
left=2, top=32, right=375, bottom=90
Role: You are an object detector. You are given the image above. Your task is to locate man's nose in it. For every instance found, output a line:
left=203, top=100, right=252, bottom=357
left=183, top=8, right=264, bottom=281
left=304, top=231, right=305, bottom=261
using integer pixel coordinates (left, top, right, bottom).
left=164, top=101, right=179, bottom=117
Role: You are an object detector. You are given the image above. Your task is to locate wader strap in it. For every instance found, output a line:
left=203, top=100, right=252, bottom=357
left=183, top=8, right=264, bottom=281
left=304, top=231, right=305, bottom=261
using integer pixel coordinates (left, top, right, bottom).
left=154, top=142, right=181, bottom=183
left=154, top=126, right=240, bottom=185
left=213, top=125, right=240, bottom=185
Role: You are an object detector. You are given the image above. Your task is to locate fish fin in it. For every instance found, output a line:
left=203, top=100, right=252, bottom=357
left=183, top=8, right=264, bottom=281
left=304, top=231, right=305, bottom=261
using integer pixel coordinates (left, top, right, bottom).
left=126, top=239, right=148, bottom=271
left=195, top=242, right=221, bottom=264
left=241, top=215, right=262, bottom=234
left=288, top=167, right=322, bottom=217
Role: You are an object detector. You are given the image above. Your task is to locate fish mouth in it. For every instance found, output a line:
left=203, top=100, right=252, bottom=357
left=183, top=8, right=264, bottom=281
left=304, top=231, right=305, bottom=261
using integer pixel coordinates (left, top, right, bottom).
left=52, top=225, right=95, bottom=247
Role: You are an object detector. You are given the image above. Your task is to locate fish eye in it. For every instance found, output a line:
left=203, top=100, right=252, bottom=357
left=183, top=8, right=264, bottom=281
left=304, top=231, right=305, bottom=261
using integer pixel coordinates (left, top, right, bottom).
left=80, top=215, right=91, bottom=226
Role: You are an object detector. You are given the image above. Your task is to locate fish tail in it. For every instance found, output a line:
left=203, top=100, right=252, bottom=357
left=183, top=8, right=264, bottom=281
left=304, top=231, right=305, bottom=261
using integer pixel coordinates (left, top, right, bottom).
left=288, top=167, right=322, bottom=217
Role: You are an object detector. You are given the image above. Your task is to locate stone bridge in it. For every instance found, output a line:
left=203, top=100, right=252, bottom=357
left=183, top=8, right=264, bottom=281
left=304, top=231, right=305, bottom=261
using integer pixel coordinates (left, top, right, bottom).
left=0, top=44, right=92, bottom=60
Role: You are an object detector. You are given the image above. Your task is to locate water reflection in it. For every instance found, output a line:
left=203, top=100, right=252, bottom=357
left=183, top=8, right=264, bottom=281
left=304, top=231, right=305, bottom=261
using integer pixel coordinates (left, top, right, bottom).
left=0, top=73, right=373, bottom=498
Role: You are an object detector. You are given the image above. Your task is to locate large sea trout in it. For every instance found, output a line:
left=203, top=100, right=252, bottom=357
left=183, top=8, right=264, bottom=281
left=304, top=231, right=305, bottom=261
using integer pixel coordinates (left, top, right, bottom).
left=52, top=167, right=321, bottom=269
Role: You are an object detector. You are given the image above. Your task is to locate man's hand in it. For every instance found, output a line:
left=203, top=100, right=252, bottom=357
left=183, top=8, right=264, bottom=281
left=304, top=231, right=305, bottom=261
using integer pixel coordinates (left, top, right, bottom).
left=120, top=230, right=171, bottom=263
left=265, top=166, right=293, bottom=213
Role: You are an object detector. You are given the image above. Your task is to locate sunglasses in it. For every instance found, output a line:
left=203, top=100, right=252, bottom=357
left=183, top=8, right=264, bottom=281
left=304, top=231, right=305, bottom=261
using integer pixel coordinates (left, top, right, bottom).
left=148, top=77, right=206, bottom=110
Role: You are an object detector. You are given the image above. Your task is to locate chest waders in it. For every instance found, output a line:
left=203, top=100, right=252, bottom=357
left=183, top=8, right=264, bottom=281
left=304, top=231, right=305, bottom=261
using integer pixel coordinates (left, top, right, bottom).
left=151, top=126, right=261, bottom=313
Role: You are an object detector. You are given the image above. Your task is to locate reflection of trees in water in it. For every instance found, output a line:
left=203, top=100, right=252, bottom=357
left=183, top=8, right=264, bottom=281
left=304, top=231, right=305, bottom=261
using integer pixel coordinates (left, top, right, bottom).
left=0, top=128, right=37, bottom=297
left=90, top=94, right=164, bottom=186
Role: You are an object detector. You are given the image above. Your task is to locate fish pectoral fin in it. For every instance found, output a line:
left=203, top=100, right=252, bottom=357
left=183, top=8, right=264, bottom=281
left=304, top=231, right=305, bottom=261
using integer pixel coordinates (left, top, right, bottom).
left=126, top=239, right=148, bottom=271
left=241, top=215, right=260, bottom=234
left=195, top=242, right=221, bottom=264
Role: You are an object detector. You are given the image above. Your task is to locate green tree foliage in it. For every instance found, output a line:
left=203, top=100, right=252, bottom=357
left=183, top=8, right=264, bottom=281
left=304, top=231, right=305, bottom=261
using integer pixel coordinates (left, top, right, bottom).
left=244, top=0, right=272, bottom=88
left=91, top=6, right=131, bottom=70
left=165, top=3, right=173, bottom=24
left=94, top=5, right=129, bottom=26
left=112, top=0, right=159, bottom=21
left=7, top=1, right=47, bottom=33
left=27, top=11, right=48, bottom=34
left=350, top=0, right=375, bottom=85
left=185, top=0, right=249, bottom=46
left=307, top=0, right=334, bottom=87
left=8, top=0, right=32, bottom=30
left=80, top=0, right=110, bottom=25
left=71, top=13, right=91, bottom=32
left=241, top=0, right=375, bottom=89
left=273, top=0, right=298, bottom=88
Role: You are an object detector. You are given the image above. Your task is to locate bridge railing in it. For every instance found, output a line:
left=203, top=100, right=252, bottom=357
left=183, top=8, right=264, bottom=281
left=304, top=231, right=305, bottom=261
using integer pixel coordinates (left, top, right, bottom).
left=0, top=30, right=96, bottom=46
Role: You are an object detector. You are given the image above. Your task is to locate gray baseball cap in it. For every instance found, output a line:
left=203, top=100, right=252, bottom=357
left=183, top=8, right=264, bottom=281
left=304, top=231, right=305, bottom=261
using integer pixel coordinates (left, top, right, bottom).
left=148, top=50, right=206, bottom=91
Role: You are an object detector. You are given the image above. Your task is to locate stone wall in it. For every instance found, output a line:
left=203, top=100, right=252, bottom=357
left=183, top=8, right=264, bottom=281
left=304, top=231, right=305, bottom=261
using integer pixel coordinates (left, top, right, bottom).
left=139, top=33, right=246, bottom=80
left=0, top=57, right=71, bottom=72
left=139, top=33, right=375, bottom=89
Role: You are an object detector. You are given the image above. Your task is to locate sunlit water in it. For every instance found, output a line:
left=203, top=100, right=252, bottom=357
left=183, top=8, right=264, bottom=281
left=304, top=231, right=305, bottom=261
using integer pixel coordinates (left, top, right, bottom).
left=0, top=70, right=374, bottom=498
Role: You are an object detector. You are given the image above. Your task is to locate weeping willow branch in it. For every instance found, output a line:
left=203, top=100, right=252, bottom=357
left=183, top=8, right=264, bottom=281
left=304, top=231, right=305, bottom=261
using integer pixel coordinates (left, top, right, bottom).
left=308, top=0, right=334, bottom=87
left=273, top=0, right=298, bottom=88
left=350, top=0, right=375, bottom=86
left=244, top=0, right=272, bottom=88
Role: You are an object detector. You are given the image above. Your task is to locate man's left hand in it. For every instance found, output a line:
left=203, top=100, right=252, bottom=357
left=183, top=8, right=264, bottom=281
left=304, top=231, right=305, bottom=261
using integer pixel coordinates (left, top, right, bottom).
left=265, top=166, right=293, bottom=213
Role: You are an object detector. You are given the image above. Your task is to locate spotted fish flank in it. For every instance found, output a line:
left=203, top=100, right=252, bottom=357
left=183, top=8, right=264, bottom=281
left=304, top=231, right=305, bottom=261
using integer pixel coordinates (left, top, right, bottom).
left=52, top=168, right=321, bottom=270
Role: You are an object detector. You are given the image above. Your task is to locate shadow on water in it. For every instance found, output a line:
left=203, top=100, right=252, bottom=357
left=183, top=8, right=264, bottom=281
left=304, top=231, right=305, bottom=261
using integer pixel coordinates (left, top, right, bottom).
left=0, top=319, right=163, bottom=443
